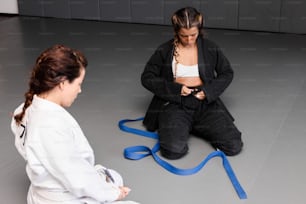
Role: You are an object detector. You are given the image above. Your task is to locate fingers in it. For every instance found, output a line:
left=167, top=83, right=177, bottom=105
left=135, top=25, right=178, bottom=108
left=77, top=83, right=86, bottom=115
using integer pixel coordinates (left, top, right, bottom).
left=195, top=91, right=205, bottom=100
left=122, top=187, right=131, bottom=194
left=181, top=86, right=205, bottom=100
left=181, top=86, right=193, bottom=96
left=117, top=186, right=131, bottom=200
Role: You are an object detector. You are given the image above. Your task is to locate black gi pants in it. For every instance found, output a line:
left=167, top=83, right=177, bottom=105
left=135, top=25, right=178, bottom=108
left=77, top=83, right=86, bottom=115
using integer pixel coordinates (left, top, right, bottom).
left=158, top=95, right=243, bottom=160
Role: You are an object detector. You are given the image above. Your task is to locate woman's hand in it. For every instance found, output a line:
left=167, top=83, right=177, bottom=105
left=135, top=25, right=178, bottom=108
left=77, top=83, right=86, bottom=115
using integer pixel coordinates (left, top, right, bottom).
left=181, top=85, right=205, bottom=100
left=117, top=186, right=131, bottom=200
left=194, top=91, right=205, bottom=100
left=181, top=85, right=193, bottom=96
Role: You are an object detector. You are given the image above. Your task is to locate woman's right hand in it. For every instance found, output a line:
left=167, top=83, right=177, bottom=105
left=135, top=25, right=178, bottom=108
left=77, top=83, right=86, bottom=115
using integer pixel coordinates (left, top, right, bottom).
left=117, top=186, right=131, bottom=200
left=181, top=85, right=193, bottom=96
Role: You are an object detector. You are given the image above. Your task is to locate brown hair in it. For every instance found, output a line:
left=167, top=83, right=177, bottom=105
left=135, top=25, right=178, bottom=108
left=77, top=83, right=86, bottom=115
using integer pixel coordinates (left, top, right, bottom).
left=14, top=44, right=87, bottom=125
left=171, top=7, right=203, bottom=34
left=171, top=7, right=204, bottom=78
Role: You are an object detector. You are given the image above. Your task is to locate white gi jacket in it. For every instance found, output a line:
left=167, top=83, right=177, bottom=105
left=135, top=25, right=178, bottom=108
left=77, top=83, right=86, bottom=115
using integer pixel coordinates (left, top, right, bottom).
left=11, top=95, right=137, bottom=204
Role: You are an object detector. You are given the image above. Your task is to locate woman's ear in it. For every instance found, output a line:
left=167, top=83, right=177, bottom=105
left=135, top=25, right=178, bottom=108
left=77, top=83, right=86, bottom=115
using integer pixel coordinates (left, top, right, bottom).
left=58, top=80, right=66, bottom=91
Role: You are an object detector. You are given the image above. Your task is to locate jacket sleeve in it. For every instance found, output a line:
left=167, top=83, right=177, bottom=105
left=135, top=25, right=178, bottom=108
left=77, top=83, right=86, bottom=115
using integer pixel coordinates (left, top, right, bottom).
left=141, top=43, right=182, bottom=104
left=26, top=116, right=120, bottom=203
left=201, top=40, right=234, bottom=103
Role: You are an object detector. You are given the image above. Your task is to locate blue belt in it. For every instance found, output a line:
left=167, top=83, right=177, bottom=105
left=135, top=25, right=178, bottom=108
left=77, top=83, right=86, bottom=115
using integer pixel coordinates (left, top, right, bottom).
left=118, top=117, right=247, bottom=199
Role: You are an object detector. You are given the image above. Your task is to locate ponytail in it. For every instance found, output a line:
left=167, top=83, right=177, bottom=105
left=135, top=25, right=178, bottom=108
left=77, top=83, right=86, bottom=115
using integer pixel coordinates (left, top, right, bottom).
left=14, top=91, right=34, bottom=125
left=13, top=44, right=87, bottom=125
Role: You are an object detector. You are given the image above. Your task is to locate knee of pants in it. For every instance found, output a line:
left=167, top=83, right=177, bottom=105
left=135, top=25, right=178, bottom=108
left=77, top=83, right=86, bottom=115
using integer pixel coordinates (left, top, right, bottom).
left=158, top=127, right=190, bottom=156
left=158, top=133, right=189, bottom=158
left=160, top=145, right=188, bottom=160
left=214, top=140, right=243, bottom=156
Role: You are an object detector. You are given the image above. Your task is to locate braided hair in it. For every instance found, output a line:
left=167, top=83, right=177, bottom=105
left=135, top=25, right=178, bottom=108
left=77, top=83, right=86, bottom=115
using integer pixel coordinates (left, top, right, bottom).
left=14, top=45, right=87, bottom=125
left=171, top=7, right=204, bottom=78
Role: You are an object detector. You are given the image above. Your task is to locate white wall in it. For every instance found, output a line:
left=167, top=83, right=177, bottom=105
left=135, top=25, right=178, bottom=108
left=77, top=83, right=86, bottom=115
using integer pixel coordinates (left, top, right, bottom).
left=0, top=0, right=18, bottom=14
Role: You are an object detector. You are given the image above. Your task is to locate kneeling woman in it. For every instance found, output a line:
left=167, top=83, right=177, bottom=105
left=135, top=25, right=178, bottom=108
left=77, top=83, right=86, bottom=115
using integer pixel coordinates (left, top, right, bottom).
left=141, top=7, right=243, bottom=160
left=11, top=45, right=139, bottom=204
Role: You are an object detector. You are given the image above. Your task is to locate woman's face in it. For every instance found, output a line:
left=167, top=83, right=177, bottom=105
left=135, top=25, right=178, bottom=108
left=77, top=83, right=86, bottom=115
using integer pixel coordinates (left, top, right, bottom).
left=177, top=26, right=199, bottom=47
left=60, top=68, right=86, bottom=107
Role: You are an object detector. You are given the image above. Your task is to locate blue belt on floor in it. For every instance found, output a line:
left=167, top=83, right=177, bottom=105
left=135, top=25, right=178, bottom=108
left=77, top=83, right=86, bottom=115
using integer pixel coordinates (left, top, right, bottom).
left=118, top=117, right=247, bottom=199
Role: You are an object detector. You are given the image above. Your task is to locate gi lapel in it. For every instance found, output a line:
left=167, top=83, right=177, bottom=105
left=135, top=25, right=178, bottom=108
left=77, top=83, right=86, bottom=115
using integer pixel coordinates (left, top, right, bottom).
left=197, top=37, right=206, bottom=80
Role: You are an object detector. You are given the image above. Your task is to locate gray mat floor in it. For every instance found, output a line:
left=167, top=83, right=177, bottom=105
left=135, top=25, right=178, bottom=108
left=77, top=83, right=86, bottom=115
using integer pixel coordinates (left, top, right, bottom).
left=1, top=17, right=306, bottom=204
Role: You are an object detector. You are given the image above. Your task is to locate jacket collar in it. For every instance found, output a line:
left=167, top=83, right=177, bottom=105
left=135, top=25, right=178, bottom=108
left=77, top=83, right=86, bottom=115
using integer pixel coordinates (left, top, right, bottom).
left=197, top=37, right=206, bottom=77
left=166, top=37, right=206, bottom=80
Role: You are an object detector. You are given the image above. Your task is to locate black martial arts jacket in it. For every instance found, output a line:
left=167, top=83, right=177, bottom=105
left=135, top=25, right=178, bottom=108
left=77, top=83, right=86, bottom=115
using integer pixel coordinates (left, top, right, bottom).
left=141, top=37, right=235, bottom=131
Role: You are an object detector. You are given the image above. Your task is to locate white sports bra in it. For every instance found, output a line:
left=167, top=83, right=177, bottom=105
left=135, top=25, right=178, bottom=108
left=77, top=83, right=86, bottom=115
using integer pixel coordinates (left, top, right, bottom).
left=172, top=58, right=199, bottom=78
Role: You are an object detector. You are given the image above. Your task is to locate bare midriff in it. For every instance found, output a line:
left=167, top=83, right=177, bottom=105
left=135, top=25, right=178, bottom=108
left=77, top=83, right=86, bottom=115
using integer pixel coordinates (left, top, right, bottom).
left=175, top=77, right=203, bottom=87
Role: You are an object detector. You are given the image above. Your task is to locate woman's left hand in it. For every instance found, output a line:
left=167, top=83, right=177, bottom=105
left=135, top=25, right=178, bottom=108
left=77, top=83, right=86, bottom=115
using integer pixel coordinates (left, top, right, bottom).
left=194, top=91, right=205, bottom=100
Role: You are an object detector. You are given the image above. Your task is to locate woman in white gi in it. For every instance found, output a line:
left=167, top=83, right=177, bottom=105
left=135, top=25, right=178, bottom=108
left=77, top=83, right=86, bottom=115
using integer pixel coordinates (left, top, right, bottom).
left=11, top=45, right=139, bottom=204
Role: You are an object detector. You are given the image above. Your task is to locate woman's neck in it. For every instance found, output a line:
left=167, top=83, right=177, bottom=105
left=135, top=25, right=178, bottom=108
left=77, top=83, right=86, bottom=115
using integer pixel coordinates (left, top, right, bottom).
left=178, top=42, right=197, bottom=49
left=37, top=89, right=61, bottom=106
